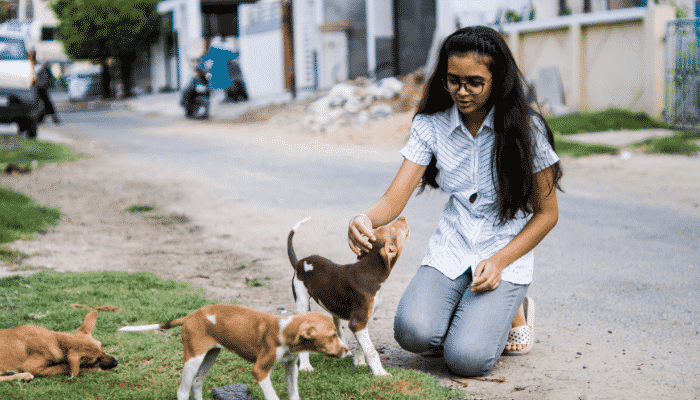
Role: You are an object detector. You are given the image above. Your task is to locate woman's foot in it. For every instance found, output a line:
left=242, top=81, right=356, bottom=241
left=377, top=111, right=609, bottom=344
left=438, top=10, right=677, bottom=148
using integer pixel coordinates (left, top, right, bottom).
left=503, top=296, right=535, bottom=356
left=504, top=304, right=527, bottom=353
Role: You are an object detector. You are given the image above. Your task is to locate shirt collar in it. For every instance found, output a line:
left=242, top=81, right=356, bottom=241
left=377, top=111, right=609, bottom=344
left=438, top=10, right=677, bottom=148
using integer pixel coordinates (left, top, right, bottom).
left=448, top=104, right=495, bottom=136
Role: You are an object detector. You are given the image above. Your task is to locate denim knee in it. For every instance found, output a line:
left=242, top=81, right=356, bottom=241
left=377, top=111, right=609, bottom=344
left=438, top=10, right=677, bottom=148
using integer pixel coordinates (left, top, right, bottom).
left=393, top=311, right=434, bottom=353
left=443, top=343, right=497, bottom=377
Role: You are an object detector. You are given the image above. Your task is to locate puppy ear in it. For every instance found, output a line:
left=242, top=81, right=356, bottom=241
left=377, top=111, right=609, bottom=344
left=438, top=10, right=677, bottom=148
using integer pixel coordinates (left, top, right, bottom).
left=295, top=322, right=317, bottom=342
left=76, top=310, right=99, bottom=337
left=380, top=243, right=398, bottom=267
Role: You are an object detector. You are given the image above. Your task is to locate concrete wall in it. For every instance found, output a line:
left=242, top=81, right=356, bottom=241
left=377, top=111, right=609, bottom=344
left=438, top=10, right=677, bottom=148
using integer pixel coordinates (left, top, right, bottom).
left=238, top=1, right=286, bottom=98
left=500, top=4, right=675, bottom=119
left=157, top=0, right=204, bottom=90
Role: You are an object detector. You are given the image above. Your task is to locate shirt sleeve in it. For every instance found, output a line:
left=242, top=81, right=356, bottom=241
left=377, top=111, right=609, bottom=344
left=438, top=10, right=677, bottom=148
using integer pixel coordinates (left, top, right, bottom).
left=400, top=114, right=434, bottom=166
left=530, top=115, right=560, bottom=173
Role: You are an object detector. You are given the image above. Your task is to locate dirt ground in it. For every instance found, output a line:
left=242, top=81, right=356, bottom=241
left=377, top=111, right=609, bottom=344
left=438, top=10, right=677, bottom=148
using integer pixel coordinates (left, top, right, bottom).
left=1, top=98, right=699, bottom=399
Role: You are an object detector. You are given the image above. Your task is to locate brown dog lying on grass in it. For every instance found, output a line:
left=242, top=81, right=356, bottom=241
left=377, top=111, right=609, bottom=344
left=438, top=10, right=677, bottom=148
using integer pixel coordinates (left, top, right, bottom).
left=0, top=309, right=118, bottom=382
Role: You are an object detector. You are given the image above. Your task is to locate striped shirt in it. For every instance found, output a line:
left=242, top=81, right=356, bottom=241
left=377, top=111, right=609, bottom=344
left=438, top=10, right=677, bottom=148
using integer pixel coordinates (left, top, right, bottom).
left=400, top=105, right=559, bottom=284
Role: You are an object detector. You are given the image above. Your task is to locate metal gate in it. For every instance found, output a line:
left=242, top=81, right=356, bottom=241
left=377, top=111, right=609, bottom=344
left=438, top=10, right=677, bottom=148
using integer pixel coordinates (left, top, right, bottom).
left=665, top=18, right=700, bottom=129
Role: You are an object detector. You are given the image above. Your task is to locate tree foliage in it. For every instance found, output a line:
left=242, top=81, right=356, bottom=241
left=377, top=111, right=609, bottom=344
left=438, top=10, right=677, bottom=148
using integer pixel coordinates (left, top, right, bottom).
left=50, top=0, right=160, bottom=61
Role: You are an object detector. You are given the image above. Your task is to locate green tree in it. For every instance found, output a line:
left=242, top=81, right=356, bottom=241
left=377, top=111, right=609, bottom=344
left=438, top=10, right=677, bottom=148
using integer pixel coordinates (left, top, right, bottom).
left=50, top=0, right=160, bottom=98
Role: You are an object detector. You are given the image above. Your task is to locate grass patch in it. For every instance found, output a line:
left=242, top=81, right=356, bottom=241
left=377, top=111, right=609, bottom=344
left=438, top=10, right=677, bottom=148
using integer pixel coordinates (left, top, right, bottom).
left=554, top=136, right=619, bottom=158
left=0, top=134, right=82, bottom=261
left=0, top=187, right=61, bottom=244
left=146, top=214, right=190, bottom=225
left=0, top=271, right=467, bottom=400
left=630, top=130, right=700, bottom=155
left=0, top=246, right=31, bottom=265
left=546, top=108, right=665, bottom=135
left=0, top=134, right=82, bottom=168
left=244, top=277, right=269, bottom=287
left=125, top=204, right=155, bottom=213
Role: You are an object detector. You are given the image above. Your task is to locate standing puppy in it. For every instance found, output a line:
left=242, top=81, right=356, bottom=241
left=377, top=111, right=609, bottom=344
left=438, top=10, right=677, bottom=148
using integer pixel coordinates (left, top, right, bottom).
left=0, top=310, right=118, bottom=382
left=119, top=304, right=349, bottom=400
left=288, top=217, right=409, bottom=377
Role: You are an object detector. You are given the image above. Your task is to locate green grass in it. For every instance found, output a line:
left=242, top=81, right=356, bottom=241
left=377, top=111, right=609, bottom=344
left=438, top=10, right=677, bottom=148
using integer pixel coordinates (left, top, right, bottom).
left=546, top=108, right=665, bottom=136
left=0, top=187, right=62, bottom=243
left=0, top=134, right=82, bottom=168
left=125, top=204, right=156, bottom=213
left=630, top=130, right=700, bottom=155
left=0, top=135, right=82, bottom=259
left=0, top=271, right=468, bottom=400
left=554, top=136, right=619, bottom=158
left=546, top=109, right=700, bottom=156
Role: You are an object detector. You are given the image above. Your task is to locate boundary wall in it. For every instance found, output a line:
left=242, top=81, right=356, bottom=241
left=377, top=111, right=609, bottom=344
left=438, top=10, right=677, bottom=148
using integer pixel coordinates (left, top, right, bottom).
left=498, top=5, right=675, bottom=119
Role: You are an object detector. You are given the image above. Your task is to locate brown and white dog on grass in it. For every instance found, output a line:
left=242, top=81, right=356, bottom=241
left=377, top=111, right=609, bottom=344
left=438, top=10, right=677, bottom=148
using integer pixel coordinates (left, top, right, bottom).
left=287, top=216, right=409, bottom=377
left=119, top=304, right=349, bottom=400
left=0, top=310, right=118, bottom=382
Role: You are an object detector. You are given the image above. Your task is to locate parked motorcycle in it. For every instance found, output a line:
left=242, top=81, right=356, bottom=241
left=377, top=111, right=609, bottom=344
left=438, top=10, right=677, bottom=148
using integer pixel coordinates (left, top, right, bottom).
left=181, top=67, right=211, bottom=119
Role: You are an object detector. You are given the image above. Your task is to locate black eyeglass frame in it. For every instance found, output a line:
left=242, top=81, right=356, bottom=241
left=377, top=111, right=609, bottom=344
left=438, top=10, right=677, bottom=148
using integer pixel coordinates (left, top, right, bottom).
left=442, top=76, right=486, bottom=95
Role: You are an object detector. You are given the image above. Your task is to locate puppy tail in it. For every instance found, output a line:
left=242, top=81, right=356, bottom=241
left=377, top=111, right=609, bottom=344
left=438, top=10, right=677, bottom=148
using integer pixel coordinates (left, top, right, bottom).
left=118, top=324, right=161, bottom=332
left=118, top=317, right=187, bottom=332
left=287, top=217, right=310, bottom=267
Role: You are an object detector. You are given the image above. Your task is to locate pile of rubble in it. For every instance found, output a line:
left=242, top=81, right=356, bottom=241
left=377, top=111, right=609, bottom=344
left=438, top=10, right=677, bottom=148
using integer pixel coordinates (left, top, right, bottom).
left=299, top=71, right=426, bottom=134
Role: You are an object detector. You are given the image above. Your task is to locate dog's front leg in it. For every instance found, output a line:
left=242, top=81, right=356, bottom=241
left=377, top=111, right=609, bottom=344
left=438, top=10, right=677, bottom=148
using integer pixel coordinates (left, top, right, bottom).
left=257, top=374, right=280, bottom=400
left=0, top=372, right=34, bottom=382
left=253, top=355, right=280, bottom=400
left=352, top=328, right=391, bottom=377
left=285, top=356, right=300, bottom=400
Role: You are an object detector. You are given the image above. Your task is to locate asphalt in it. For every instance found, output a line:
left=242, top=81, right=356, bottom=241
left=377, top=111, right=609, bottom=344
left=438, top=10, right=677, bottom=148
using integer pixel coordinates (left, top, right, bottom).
left=50, top=90, right=688, bottom=148
left=52, top=90, right=293, bottom=121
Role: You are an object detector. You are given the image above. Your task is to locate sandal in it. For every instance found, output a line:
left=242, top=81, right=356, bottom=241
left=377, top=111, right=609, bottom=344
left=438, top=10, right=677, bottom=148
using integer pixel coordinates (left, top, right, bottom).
left=503, top=296, right=535, bottom=356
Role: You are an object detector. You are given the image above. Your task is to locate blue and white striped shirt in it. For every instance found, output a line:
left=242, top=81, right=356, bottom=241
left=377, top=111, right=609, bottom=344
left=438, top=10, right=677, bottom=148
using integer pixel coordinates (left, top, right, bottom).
left=400, top=105, right=559, bottom=284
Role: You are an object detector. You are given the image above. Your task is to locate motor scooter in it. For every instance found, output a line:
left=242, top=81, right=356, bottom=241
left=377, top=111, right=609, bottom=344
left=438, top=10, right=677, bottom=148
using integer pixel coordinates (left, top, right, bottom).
left=181, top=68, right=211, bottom=119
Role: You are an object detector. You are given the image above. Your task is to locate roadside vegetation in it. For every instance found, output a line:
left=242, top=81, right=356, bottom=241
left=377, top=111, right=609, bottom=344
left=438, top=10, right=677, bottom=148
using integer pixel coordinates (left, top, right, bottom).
left=0, top=270, right=468, bottom=400
left=546, top=108, right=700, bottom=157
left=0, top=135, right=82, bottom=265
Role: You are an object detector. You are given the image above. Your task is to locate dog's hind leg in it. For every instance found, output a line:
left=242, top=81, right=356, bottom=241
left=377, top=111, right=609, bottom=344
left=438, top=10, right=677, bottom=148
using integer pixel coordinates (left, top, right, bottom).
left=293, top=275, right=315, bottom=372
left=333, top=316, right=354, bottom=360
left=190, top=348, right=221, bottom=400
left=177, top=352, right=207, bottom=400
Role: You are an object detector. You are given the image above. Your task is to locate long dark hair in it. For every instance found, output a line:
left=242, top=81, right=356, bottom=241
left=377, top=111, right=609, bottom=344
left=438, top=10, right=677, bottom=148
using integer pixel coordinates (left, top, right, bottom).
left=415, top=26, right=563, bottom=224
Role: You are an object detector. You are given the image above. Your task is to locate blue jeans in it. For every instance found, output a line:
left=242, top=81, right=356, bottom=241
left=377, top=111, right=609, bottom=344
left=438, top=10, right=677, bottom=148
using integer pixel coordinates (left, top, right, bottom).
left=394, top=265, right=528, bottom=377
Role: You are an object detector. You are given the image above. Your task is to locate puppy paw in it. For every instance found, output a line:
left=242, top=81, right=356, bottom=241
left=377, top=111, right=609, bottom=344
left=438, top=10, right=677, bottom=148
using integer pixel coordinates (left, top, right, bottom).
left=353, top=353, right=366, bottom=366
left=373, top=369, right=392, bottom=377
left=19, top=372, right=34, bottom=382
left=298, top=363, right=315, bottom=372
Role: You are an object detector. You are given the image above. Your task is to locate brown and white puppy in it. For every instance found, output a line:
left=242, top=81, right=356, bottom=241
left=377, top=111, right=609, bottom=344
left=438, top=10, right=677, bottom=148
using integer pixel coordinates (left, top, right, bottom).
left=287, top=216, right=409, bottom=377
left=119, top=304, right=349, bottom=400
left=0, top=310, right=118, bottom=382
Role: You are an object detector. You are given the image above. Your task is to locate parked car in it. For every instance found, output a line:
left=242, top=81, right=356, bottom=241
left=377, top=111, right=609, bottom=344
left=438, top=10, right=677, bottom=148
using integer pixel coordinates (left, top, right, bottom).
left=0, top=37, right=44, bottom=138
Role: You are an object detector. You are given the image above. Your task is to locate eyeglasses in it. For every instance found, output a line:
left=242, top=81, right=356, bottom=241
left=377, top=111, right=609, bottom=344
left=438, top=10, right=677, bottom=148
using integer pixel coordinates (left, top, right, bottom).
left=443, top=75, right=486, bottom=95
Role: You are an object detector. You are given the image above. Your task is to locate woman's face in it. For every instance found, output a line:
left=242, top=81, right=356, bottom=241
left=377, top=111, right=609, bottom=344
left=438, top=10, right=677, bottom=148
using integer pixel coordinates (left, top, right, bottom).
left=446, top=52, right=493, bottom=119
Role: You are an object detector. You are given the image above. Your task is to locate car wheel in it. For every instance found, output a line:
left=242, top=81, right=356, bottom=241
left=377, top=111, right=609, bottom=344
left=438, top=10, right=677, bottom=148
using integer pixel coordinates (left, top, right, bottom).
left=23, top=120, right=38, bottom=139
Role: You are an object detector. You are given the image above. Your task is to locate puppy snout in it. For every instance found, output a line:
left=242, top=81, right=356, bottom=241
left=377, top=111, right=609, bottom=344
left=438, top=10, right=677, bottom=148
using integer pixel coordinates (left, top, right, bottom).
left=335, top=339, right=350, bottom=359
left=100, top=356, right=118, bottom=370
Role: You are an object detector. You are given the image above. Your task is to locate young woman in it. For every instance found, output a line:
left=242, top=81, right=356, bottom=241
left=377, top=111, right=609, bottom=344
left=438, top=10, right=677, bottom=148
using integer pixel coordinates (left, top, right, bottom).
left=347, top=26, right=563, bottom=377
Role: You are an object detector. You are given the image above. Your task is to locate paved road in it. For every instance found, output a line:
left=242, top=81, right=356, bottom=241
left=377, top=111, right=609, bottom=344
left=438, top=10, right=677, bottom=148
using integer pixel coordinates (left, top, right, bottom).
left=34, top=110, right=700, bottom=398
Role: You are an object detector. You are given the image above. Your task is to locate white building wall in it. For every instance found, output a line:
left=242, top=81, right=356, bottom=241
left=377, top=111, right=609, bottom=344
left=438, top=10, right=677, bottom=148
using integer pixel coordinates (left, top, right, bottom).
left=238, top=1, right=286, bottom=99
left=157, top=0, right=203, bottom=90
left=293, top=0, right=322, bottom=97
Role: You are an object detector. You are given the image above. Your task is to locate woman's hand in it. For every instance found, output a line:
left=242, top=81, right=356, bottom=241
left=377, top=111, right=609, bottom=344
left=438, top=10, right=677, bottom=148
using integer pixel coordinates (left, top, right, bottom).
left=348, top=214, right=375, bottom=256
left=471, top=259, right=503, bottom=292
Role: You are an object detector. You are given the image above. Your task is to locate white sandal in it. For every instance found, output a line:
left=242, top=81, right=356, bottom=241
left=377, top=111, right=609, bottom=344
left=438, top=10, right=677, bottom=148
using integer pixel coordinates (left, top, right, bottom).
left=503, top=296, right=535, bottom=356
